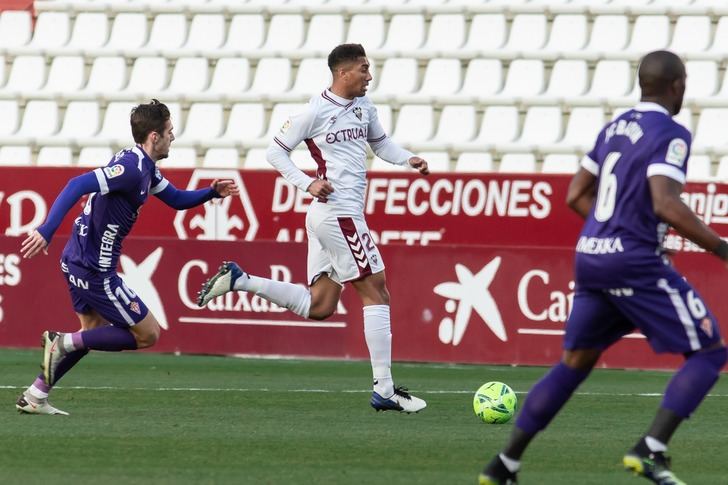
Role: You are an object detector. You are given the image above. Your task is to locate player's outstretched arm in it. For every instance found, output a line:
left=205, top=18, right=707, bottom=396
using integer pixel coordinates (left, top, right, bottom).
left=649, top=175, right=728, bottom=263
left=154, top=179, right=239, bottom=210
left=566, top=168, right=597, bottom=219
left=20, top=171, right=101, bottom=259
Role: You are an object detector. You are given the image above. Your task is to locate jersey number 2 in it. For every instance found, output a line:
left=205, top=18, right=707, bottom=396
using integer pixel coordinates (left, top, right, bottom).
left=594, top=152, right=621, bottom=222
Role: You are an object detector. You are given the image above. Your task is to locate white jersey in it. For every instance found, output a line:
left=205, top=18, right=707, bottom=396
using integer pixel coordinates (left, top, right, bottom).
left=268, top=89, right=413, bottom=215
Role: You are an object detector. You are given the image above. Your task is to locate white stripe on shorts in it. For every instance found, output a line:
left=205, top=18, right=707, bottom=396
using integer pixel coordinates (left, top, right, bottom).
left=657, top=278, right=700, bottom=351
left=103, top=277, right=134, bottom=326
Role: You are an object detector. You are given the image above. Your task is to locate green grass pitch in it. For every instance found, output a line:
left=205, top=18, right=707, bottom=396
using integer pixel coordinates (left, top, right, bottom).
left=1, top=348, right=726, bottom=484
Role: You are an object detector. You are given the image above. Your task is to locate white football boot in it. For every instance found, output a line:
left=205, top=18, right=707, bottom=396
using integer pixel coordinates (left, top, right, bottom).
left=16, top=392, right=69, bottom=416
left=370, top=386, right=427, bottom=413
left=197, top=261, right=247, bottom=307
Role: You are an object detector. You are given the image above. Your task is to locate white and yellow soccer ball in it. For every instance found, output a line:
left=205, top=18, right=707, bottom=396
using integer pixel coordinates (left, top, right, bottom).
left=473, top=381, right=517, bottom=424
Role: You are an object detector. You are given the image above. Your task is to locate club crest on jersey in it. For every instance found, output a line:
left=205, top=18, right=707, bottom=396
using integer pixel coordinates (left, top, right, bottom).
left=129, top=301, right=141, bottom=315
left=353, top=107, right=362, bottom=120
left=666, top=138, right=688, bottom=167
left=103, top=165, right=125, bottom=179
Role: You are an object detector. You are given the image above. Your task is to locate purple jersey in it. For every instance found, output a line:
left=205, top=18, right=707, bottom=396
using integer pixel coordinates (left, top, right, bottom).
left=62, top=146, right=168, bottom=273
left=575, top=102, right=691, bottom=289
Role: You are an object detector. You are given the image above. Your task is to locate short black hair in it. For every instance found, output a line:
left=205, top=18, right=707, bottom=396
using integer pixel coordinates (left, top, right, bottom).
left=328, top=44, right=367, bottom=71
left=638, top=50, right=685, bottom=97
left=130, top=99, right=170, bottom=143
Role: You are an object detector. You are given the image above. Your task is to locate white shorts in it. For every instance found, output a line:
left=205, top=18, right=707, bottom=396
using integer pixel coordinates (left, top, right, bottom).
left=306, top=202, right=385, bottom=285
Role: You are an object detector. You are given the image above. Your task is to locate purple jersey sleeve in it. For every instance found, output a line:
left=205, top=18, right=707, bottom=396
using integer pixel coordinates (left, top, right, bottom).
left=645, top=127, right=691, bottom=184
left=92, top=155, right=142, bottom=195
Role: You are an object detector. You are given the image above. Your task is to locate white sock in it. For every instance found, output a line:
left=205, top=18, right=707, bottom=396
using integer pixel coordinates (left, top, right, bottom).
left=237, top=275, right=311, bottom=318
left=28, top=385, right=48, bottom=400
left=499, top=453, right=521, bottom=473
left=62, top=333, right=76, bottom=353
left=364, top=305, right=394, bottom=397
left=645, top=436, right=668, bottom=453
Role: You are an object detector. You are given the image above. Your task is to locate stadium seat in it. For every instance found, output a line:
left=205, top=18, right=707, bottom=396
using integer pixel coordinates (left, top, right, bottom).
left=684, top=61, right=718, bottom=99
left=43, top=56, right=85, bottom=93
left=203, top=148, right=240, bottom=168
left=465, top=14, right=506, bottom=51
left=67, top=13, right=109, bottom=50
left=546, top=60, right=588, bottom=97
left=499, top=153, right=537, bottom=173
left=0, top=10, right=32, bottom=48
left=244, top=148, right=273, bottom=170
left=78, top=147, right=113, bottom=167
left=178, top=103, right=223, bottom=144
left=418, top=152, right=450, bottom=172
left=0, top=146, right=32, bottom=165
left=123, top=57, right=168, bottom=95
left=222, top=103, right=265, bottom=144
left=222, top=15, right=265, bottom=51
left=717, top=156, right=728, bottom=179
left=106, top=13, right=148, bottom=51
left=419, top=59, right=461, bottom=96
left=100, top=102, right=137, bottom=143
left=501, top=60, right=544, bottom=97
left=461, top=59, right=503, bottom=97
left=585, top=16, right=629, bottom=53
left=544, top=15, right=588, bottom=53
left=589, top=60, right=632, bottom=98
left=267, top=103, right=307, bottom=139
left=383, top=15, right=426, bottom=51
left=374, top=105, right=392, bottom=135
left=625, top=16, right=669, bottom=54
left=249, top=58, right=292, bottom=94
left=207, top=58, right=250, bottom=96
left=561, top=108, right=605, bottom=149
left=392, top=105, right=433, bottom=144
left=504, top=15, right=547, bottom=51
left=374, top=59, right=418, bottom=96
left=37, top=147, right=73, bottom=166
left=455, top=152, right=494, bottom=173
left=347, top=15, right=385, bottom=49
left=542, top=154, right=579, bottom=174
left=264, top=15, right=305, bottom=50
left=432, top=106, right=477, bottom=144
left=185, top=14, right=225, bottom=52
left=0, top=100, right=19, bottom=136
left=425, top=14, right=466, bottom=50
left=371, top=156, right=407, bottom=172
left=57, top=101, right=101, bottom=140
left=693, top=109, right=728, bottom=149
left=147, top=14, right=188, bottom=51
left=18, top=101, right=59, bottom=138
left=304, top=15, right=345, bottom=52
left=168, top=57, right=210, bottom=95
left=474, top=106, right=519, bottom=145
left=291, top=58, right=331, bottom=96
left=518, top=107, right=562, bottom=145
left=29, top=12, right=71, bottom=49
left=5, top=56, right=46, bottom=93
left=686, top=155, right=713, bottom=181
left=670, top=16, right=711, bottom=54
left=84, top=56, right=127, bottom=94
left=166, top=147, right=198, bottom=167
left=673, top=108, right=693, bottom=133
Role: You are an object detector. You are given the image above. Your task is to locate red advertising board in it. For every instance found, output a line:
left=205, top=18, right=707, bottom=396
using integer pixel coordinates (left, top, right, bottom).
left=1, top=235, right=725, bottom=369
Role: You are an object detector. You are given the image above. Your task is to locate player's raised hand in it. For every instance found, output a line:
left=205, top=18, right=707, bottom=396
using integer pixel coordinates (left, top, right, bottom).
left=307, top=179, right=334, bottom=198
left=211, top=179, right=239, bottom=198
left=408, top=156, right=430, bottom=175
left=21, top=230, right=49, bottom=259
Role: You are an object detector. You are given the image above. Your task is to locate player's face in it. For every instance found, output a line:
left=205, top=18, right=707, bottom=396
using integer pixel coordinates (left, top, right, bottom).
left=672, top=73, right=686, bottom=115
left=153, top=119, right=175, bottom=160
left=343, top=57, right=372, bottom=97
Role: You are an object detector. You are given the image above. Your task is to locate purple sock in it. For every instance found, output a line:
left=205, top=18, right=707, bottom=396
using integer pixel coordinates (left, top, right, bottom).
left=516, top=362, right=590, bottom=435
left=662, top=347, right=727, bottom=418
left=80, top=326, right=138, bottom=351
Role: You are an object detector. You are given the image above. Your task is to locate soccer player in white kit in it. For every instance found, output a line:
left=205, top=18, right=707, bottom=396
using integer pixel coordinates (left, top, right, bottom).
left=197, top=44, right=429, bottom=413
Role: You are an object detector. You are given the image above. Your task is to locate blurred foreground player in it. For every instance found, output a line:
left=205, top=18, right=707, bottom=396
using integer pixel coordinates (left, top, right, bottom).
left=16, top=100, right=239, bottom=415
left=197, top=44, right=430, bottom=413
left=480, top=50, right=727, bottom=485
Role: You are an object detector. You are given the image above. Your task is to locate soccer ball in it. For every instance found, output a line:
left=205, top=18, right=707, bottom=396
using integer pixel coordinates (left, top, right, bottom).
left=473, top=381, right=517, bottom=424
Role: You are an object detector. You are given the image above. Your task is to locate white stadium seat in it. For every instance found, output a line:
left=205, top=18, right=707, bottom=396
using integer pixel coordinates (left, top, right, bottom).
left=504, top=15, right=547, bottom=51
left=264, top=15, right=305, bottom=50
left=455, top=152, right=494, bottom=173
left=499, top=153, right=537, bottom=173
left=0, top=10, right=32, bottom=48
left=223, top=103, right=265, bottom=144
left=425, top=14, right=466, bottom=50
left=78, top=147, right=113, bottom=167
left=43, top=56, right=85, bottom=93
left=461, top=59, right=502, bottom=97
left=686, top=155, right=713, bottom=182
left=124, top=57, right=168, bottom=94
left=419, top=59, right=461, bottom=96
left=291, top=58, right=331, bottom=96
left=626, top=16, right=669, bottom=54
left=371, top=157, right=407, bottom=172
left=223, top=15, right=265, bottom=51
left=347, top=15, right=385, bottom=49
left=542, top=154, right=579, bottom=174
left=100, top=102, right=136, bottom=142
left=84, top=57, right=127, bottom=94
left=37, top=147, right=73, bottom=166
left=383, top=15, right=426, bottom=51
left=670, top=16, right=711, bottom=54
left=717, top=156, right=728, bottom=180
left=546, top=60, right=588, bottom=97
left=544, top=15, right=588, bottom=52
left=58, top=102, right=101, bottom=139
left=185, top=15, right=225, bottom=51
left=6, top=56, right=46, bottom=93
left=432, top=106, right=477, bottom=144
left=208, top=58, right=251, bottom=95
left=589, top=61, right=632, bottom=98
left=18, top=101, right=59, bottom=138
left=147, top=14, right=188, bottom=50
left=0, top=147, right=32, bottom=166
left=586, top=16, right=629, bottom=53
left=0, top=100, right=19, bottom=136
left=168, top=58, right=210, bottom=94
left=501, top=60, right=544, bottom=97
left=518, top=107, right=562, bottom=145
left=374, top=59, right=418, bottom=96
left=29, top=12, right=70, bottom=49
left=465, top=15, right=506, bottom=51
left=203, top=148, right=240, bottom=168
left=107, top=13, right=148, bottom=50
left=178, top=103, right=224, bottom=143
left=250, top=58, right=292, bottom=94
left=693, top=109, right=728, bottom=149
left=67, top=13, right=109, bottom=50
left=392, top=105, right=433, bottom=144
left=475, top=107, right=519, bottom=145
left=304, top=15, right=345, bottom=51
left=673, top=108, right=693, bottom=133
left=418, top=152, right=450, bottom=172
left=166, top=147, right=198, bottom=168
left=267, top=103, right=307, bottom=138
left=561, top=108, right=605, bottom=149
left=684, top=61, right=718, bottom=99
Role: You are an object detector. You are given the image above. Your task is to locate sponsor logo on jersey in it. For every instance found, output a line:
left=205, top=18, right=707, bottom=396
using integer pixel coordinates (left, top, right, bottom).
left=98, top=224, right=120, bottom=269
left=103, top=165, right=125, bottom=179
left=325, top=127, right=368, bottom=144
left=666, top=138, right=688, bottom=167
left=575, top=236, right=624, bottom=254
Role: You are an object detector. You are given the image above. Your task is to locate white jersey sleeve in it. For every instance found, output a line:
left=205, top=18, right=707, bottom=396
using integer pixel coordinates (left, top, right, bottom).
left=366, top=104, right=413, bottom=166
left=266, top=102, right=318, bottom=192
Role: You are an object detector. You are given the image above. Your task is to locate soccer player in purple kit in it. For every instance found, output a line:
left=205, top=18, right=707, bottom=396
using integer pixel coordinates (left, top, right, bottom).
left=15, top=99, right=239, bottom=415
left=480, top=51, right=727, bottom=485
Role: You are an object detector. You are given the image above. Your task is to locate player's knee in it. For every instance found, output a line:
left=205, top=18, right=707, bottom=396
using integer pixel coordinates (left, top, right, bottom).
left=134, top=326, right=160, bottom=349
left=308, top=306, right=335, bottom=321
left=694, top=345, right=728, bottom=372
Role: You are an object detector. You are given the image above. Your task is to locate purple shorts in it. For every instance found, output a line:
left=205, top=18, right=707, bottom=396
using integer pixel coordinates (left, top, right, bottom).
left=565, top=270, right=721, bottom=354
left=61, top=259, right=148, bottom=327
